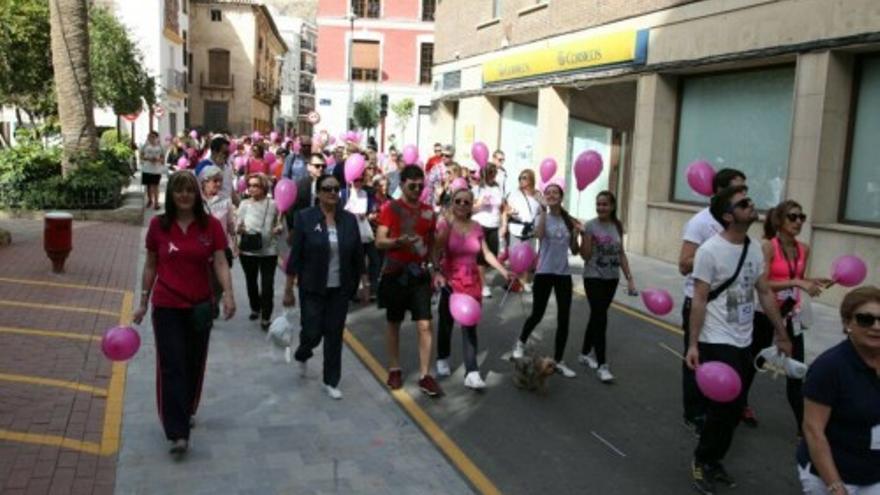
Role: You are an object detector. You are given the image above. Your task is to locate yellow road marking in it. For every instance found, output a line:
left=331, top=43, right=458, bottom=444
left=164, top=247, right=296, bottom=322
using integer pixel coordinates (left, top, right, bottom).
left=0, top=373, right=108, bottom=397
left=0, top=300, right=120, bottom=317
left=100, top=291, right=132, bottom=455
left=0, top=429, right=101, bottom=455
left=343, top=329, right=502, bottom=495
left=0, top=325, right=101, bottom=342
left=0, top=277, right=126, bottom=294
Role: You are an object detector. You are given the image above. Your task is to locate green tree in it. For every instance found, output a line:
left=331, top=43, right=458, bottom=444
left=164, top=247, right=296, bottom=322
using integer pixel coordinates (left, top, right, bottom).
left=352, top=94, right=379, bottom=132
left=390, top=98, right=415, bottom=139
left=0, top=0, right=56, bottom=122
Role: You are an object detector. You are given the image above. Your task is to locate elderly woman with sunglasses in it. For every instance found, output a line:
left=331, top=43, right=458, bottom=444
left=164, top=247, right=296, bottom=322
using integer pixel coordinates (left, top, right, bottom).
left=797, top=286, right=880, bottom=495
left=745, top=200, right=832, bottom=432
left=283, top=174, right=366, bottom=399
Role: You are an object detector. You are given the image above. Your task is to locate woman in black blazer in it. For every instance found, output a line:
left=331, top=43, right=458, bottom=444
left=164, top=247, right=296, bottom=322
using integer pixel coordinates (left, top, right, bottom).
left=283, top=174, right=366, bottom=399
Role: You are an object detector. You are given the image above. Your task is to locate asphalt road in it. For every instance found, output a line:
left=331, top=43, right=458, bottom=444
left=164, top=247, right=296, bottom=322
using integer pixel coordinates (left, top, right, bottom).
left=345, top=279, right=802, bottom=495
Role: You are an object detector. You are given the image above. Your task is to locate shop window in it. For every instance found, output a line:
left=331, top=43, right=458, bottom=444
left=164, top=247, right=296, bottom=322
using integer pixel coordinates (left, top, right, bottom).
left=351, top=40, right=379, bottom=82
left=672, top=67, right=795, bottom=209
left=421, top=0, right=436, bottom=21
left=352, top=0, right=380, bottom=18
left=208, top=49, right=231, bottom=86
left=842, top=56, right=880, bottom=226
left=419, top=43, right=433, bottom=85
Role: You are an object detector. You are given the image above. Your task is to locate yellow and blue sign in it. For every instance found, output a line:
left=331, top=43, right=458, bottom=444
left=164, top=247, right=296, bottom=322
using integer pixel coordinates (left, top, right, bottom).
left=483, top=29, right=648, bottom=85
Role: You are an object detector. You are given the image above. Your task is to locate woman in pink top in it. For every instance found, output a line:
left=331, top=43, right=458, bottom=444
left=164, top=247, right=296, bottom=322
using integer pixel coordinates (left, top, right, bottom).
left=246, top=143, right=268, bottom=176
left=432, top=187, right=512, bottom=390
left=745, top=199, right=831, bottom=433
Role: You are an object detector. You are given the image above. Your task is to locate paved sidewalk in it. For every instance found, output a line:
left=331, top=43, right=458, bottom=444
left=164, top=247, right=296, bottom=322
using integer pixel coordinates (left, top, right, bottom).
left=114, top=217, right=472, bottom=495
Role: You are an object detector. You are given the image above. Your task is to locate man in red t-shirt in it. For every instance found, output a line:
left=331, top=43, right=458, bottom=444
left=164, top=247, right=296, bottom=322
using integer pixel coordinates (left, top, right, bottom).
left=424, top=142, right=443, bottom=174
left=375, top=165, right=443, bottom=396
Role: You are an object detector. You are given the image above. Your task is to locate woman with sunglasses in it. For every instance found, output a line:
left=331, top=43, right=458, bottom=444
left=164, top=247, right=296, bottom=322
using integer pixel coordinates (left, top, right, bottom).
left=236, top=173, right=282, bottom=330
left=501, top=169, right=543, bottom=293
left=133, top=171, right=235, bottom=455
left=283, top=175, right=366, bottom=399
left=745, top=200, right=831, bottom=432
left=433, top=187, right=512, bottom=390
left=511, top=179, right=582, bottom=378
left=797, top=286, right=880, bottom=495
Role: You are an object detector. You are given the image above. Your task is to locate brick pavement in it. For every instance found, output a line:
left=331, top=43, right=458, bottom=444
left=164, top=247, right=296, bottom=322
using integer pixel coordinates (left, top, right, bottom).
left=0, top=219, right=141, bottom=495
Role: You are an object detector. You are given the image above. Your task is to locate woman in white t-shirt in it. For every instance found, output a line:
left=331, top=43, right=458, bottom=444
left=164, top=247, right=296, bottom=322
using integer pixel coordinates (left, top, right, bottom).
left=140, top=131, right=166, bottom=210
left=512, top=180, right=582, bottom=378
left=502, top=169, right=543, bottom=293
left=473, top=164, right=504, bottom=298
left=344, top=175, right=379, bottom=300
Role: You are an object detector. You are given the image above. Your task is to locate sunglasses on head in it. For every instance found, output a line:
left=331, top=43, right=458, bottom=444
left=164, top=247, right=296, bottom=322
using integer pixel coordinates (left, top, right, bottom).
left=406, top=182, right=425, bottom=192
left=320, top=185, right=340, bottom=193
left=853, top=313, right=880, bottom=328
left=786, top=212, right=807, bottom=223
left=454, top=198, right=472, bottom=206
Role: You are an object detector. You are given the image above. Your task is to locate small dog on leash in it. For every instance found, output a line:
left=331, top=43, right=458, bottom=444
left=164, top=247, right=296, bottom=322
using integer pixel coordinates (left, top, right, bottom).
left=512, top=349, right=556, bottom=393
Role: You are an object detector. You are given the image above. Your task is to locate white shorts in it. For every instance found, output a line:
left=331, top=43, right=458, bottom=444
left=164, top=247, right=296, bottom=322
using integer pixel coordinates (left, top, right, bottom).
left=798, top=463, right=880, bottom=495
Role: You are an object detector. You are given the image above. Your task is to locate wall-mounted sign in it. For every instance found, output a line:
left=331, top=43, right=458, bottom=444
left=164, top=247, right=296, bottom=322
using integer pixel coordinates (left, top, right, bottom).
left=482, top=29, right=648, bottom=85
left=307, top=111, right=321, bottom=124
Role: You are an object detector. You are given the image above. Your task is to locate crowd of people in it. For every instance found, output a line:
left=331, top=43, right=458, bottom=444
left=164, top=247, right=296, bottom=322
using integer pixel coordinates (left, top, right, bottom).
left=131, top=129, right=879, bottom=495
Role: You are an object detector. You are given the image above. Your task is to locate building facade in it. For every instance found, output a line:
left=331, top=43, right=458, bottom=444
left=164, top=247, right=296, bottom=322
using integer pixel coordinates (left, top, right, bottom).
left=433, top=0, right=880, bottom=305
left=189, top=0, right=287, bottom=134
left=315, top=0, right=435, bottom=153
left=276, top=14, right=318, bottom=137
left=92, top=0, right=190, bottom=144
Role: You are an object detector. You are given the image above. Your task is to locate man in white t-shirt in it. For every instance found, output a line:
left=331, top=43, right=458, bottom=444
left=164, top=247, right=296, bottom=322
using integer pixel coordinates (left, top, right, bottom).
left=678, top=168, right=747, bottom=431
left=684, top=184, right=791, bottom=495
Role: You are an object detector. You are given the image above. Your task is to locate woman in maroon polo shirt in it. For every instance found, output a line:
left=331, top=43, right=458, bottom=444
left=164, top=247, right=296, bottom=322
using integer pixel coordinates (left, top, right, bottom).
left=133, top=171, right=236, bottom=455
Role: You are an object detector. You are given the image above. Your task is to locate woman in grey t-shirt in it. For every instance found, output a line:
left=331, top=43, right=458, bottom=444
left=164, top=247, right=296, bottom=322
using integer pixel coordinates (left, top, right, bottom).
left=578, top=191, right=636, bottom=383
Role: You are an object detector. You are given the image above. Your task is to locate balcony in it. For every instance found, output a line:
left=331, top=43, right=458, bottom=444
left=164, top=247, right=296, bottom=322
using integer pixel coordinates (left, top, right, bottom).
left=253, top=77, right=280, bottom=105
left=165, top=68, right=187, bottom=96
left=298, top=81, right=314, bottom=95
left=301, top=62, right=316, bottom=74
left=200, top=71, right=234, bottom=91
left=298, top=94, right=315, bottom=114
left=163, top=0, right=182, bottom=44
left=300, top=37, right=315, bottom=52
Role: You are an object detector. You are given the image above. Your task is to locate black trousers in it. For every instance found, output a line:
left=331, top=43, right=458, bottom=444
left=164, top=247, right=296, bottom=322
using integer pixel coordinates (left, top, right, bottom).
left=364, top=242, right=381, bottom=296
left=437, top=288, right=479, bottom=373
left=152, top=306, right=213, bottom=441
left=582, top=278, right=619, bottom=365
left=746, top=312, right=805, bottom=433
left=681, top=298, right=708, bottom=422
left=239, top=254, right=276, bottom=320
left=519, top=274, right=572, bottom=362
left=694, top=342, right=752, bottom=464
left=295, top=288, right=350, bottom=387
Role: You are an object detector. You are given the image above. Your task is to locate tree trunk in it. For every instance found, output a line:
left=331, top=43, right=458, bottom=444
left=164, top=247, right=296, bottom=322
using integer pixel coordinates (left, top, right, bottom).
left=49, top=0, right=98, bottom=177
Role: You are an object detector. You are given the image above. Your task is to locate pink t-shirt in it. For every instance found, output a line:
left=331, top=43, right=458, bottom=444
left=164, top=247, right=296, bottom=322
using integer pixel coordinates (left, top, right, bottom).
left=437, top=218, right=484, bottom=300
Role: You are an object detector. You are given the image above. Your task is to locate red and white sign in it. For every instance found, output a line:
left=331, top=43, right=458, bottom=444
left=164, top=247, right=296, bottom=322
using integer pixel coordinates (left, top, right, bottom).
left=153, top=105, right=165, bottom=118
left=307, top=111, right=321, bottom=124
left=122, top=112, right=141, bottom=122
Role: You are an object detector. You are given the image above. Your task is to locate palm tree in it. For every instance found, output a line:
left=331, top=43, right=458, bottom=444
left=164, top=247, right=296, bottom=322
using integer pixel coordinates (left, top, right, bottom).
left=49, top=0, right=98, bottom=176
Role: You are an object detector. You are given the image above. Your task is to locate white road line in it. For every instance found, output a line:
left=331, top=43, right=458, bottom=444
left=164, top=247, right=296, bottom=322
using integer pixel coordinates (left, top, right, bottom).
left=590, top=431, right=627, bottom=458
left=658, top=342, right=686, bottom=362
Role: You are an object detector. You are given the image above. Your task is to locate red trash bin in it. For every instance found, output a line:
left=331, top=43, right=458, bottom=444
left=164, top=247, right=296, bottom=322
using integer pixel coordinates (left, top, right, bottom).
left=44, top=211, right=73, bottom=273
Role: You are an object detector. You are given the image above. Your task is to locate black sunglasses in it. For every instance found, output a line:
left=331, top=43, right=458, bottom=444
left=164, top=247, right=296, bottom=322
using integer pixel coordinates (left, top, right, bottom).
left=454, top=198, right=472, bottom=206
left=730, top=197, right=754, bottom=210
left=786, top=213, right=807, bottom=223
left=853, top=313, right=880, bottom=328
left=320, top=185, right=340, bottom=193
left=310, top=162, right=326, bottom=168
left=406, top=183, right=425, bottom=192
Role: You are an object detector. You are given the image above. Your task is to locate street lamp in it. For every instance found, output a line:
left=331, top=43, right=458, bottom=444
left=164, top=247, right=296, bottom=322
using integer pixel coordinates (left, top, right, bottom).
left=346, top=11, right=356, bottom=131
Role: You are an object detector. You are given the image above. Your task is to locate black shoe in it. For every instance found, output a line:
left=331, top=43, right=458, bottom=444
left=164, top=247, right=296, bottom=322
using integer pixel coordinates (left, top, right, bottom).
left=691, top=460, right=716, bottom=495
left=260, top=320, right=270, bottom=331
left=706, top=462, right=736, bottom=488
left=249, top=312, right=259, bottom=321
left=169, top=438, right=189, bottom=455
left=684, top=415, right=706, bottom=436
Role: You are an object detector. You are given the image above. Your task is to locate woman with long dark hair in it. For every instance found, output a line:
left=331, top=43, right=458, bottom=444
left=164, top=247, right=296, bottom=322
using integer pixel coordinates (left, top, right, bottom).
left=133, top=171, right=235, bottom=455
left=578, top=191, right=635, bottom=383
left=512, top=179, right=581, bottom=377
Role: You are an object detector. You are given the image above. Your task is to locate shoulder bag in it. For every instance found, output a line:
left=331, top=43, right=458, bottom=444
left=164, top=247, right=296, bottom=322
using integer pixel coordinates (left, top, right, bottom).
left=706, top=236, right=751, bottom=302
left=238, top=200, right=269, bottom=252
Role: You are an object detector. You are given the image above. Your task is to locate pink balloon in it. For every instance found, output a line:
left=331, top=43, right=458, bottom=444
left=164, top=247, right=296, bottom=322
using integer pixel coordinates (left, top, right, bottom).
left=641, top=288, right=674, bottom=315
left=237, top=177, right=247, bottom=193
left=264, top=152, right=277, bottom=166
left=574, top=151, right=603, bottom=191
left=696, top=361, right=742, bottom=403
left=471, top=142, right=489, bottom=168
left=176, top=156, right=189, bottom=169
left=252, top=131, right=262, bottom=141
left=543, top=176, right=565, bottom=194
left=101, top=326, right=141, bottom=361
left=450, top=177, right=468, bottom=192
left=402, top=144, right=419, bottom=165
left=831, top=255, right=868, bottom=287
left=234, top=156, right=247, bottom=171
left=449, top=293, right=481, bottom=326
left=274, top=178, right=297, bottom=213
left=508, top=242, right=537, bottom=275
left=189, top=130, right=199, bottom=140
left=539, top=157, right=557, bottom=183
left=344, top=153, right=366, bottom=183
left=270, top=131, right=279, bottom=142
left=686, top=160, right=716, bottom=197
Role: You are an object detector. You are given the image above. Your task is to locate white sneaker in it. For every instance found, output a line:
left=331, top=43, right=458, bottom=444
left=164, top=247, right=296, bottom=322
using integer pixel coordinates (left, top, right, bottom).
left=578, top=352, right=599, bottom=370
left=756, top=346, right=808, bottom=379
left=597, top=364, right=614, bottom=383
left=523, top=283, right=533, bottom=294
left=464, top=371, right=486, bottom=390
left=436, top=358, right=451, bottom=377
left=512, top=340, right=525, bottom=360
left=323, top=384, right=343, bottom=400
left=482, top=286, right=492, bottom=298
left=555, top=362, right=577, bottom=378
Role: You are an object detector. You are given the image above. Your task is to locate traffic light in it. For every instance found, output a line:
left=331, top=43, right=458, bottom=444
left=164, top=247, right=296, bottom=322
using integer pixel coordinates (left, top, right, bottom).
left=379, top=93, right=388, bottom=118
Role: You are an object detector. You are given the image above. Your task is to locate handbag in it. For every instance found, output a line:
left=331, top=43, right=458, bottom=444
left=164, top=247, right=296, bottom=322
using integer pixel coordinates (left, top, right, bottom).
left=238, top=200, right=270, bottom=252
